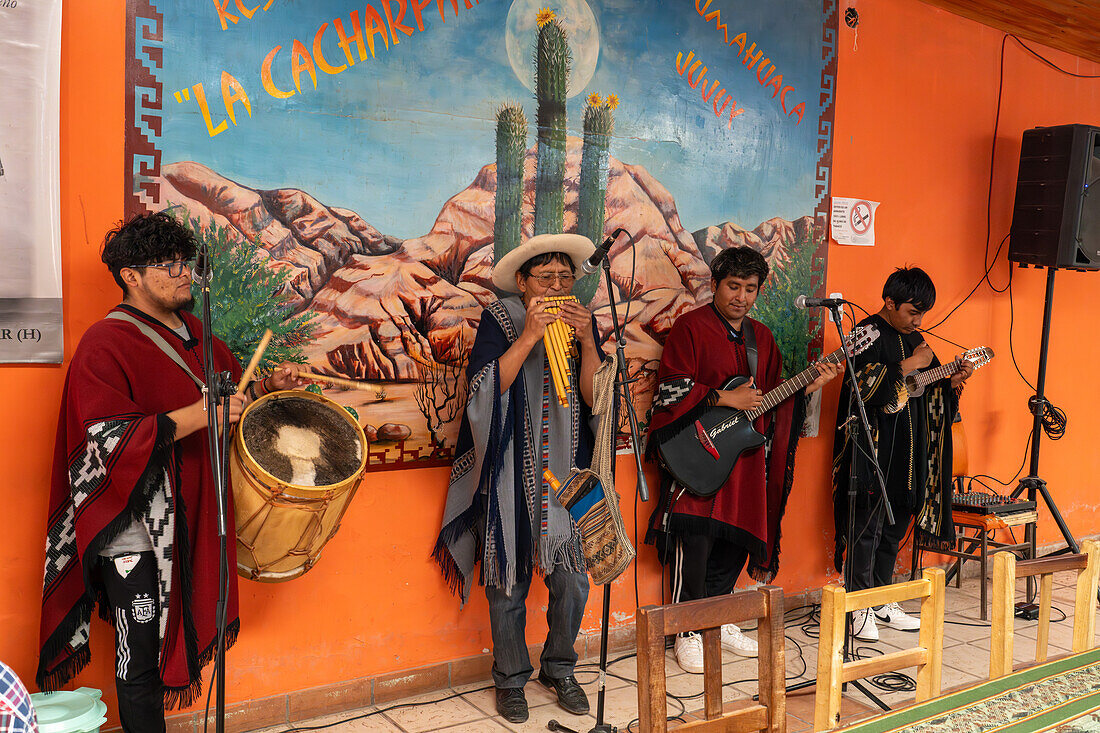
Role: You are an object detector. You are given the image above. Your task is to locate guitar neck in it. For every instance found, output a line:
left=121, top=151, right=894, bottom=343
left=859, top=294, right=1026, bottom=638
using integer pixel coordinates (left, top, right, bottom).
left=746, top=347, right=846, bottom=420
left=911, top=360, right=959, bottom=388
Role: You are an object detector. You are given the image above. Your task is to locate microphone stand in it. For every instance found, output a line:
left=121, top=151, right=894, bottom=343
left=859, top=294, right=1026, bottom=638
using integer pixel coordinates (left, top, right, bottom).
left=194, top=243, right=235, bottom=733
left=785, top=303, right=891, bottom=713
left=832, top=302, right=892, bottom=711
left=547, top=247, right=649, bottom=733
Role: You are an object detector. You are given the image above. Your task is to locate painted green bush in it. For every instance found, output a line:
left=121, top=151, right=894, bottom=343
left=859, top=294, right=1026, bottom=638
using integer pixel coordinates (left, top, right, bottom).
left=751, top=229, right=824, bottom=379
left=184, top=216, right=314, bottom=373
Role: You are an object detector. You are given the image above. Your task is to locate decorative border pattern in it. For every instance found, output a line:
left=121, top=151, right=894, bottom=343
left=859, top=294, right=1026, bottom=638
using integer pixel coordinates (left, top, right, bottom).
left=808, top=0, right=839, bottom=361
left=125, top=0, right=164, bottom=218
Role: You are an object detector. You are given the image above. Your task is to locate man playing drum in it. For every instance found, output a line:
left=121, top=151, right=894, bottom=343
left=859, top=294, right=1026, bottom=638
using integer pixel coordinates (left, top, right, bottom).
left=37, top=212, right=303, bottom=732
left=434, top=234, right=603, bottom=724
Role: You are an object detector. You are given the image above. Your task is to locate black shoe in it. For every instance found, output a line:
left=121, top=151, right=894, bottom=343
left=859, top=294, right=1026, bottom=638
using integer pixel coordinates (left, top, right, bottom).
left=495, top=686, right=529, bottom=723
left=537, top=670, right=590, bottom=715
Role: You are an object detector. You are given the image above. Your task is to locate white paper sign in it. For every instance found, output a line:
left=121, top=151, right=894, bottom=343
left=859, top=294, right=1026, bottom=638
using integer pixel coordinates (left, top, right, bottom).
left=831, top=197, right=880, bottom=246
left=0, top=0, right=64, bottom=363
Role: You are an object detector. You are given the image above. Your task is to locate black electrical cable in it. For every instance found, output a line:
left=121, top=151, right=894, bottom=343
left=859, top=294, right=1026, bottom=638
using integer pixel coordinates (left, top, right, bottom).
left=923, top=234, right=1011, bottom=333
left=922, top=32, right=1100, bottom=334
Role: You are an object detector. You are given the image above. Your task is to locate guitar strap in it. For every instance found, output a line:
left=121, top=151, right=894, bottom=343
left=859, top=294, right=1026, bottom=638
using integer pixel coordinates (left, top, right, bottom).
left=710, top=303, right=758, bottom=382
left=106, top=311, right=206, bottom=390
left=742, top=319, right=758, bottom=384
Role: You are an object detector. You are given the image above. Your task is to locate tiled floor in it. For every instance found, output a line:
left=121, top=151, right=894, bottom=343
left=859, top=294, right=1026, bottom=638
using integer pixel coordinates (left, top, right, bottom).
left=253, top=571, right=1095, bottom=732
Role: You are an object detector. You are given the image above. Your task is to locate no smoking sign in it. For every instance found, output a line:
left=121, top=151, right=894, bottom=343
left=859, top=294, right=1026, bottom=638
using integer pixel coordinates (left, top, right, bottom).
left=831, top=197, right=880, bottom=246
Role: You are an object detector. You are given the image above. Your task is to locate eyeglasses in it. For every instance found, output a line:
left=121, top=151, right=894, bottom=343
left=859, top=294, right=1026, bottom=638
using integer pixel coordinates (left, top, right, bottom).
left=132, top=260, right=194, bottom=277
left=527, top=273, right=576, bottom=286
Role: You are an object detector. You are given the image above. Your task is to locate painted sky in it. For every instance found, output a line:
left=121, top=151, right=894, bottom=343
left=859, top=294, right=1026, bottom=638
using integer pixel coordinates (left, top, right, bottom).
left=155, top=0, right=828, bottom=239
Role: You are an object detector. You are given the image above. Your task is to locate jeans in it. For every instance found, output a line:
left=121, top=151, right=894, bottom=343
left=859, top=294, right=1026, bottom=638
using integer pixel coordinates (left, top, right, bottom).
left=484, top=566, right=590, bottom=688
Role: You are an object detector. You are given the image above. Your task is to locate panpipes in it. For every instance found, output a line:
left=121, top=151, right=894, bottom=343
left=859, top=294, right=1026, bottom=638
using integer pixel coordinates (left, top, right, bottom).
left=542, top=295, right=578, bottom=407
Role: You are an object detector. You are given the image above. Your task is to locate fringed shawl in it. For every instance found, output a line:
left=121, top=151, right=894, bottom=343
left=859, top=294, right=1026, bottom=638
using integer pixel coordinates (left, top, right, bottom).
left=433, top=297, right=600, bottom=603
left=645, top=304, right=804, bottom=583
left=38, top=306, right=241, bottom=709
left=914, top=381, right=959, bottom=552
left=831, top=314, right=959, bottom=572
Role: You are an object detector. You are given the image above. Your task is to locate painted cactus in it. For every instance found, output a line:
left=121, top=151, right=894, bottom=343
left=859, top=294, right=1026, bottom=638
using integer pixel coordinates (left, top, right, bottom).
left=533, top=14, right=570, bottom=235
left=493, top=104, right=528, bottom=268
left=574, top=94, right=616, bottom=303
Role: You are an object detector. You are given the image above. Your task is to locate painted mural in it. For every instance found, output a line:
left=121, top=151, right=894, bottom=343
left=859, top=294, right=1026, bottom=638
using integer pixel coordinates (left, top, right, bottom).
left=125, top=0, right=837, bottom=470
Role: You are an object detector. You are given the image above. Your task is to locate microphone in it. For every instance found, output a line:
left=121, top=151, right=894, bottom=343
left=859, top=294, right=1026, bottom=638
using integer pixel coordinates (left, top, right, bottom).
left=191, top=249, right=209, bottom=286
left=581, top=228, right=631, bottom=274
left=794, top=294, right=847, bottom=309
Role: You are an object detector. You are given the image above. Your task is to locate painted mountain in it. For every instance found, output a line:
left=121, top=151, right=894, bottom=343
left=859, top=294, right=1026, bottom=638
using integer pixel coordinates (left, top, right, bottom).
left=157, top=139, right=819, bottom=468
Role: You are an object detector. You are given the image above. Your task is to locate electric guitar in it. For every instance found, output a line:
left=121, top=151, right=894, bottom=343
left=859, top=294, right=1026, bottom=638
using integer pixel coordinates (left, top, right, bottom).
left=657, top=324, right=881, bottom=497
left=903, top=346, right=994, bottom=399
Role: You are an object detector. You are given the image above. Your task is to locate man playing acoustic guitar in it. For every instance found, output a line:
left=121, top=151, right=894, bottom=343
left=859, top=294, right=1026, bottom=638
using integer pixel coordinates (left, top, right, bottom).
left=646, top=246, right=840, bottom=674
left=831, top=266, right=973, bottom=642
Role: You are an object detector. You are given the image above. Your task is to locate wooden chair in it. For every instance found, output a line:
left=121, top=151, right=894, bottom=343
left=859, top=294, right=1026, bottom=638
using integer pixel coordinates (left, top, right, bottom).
left=989, top=539, right=1100, bottom=678
left=636, top=586, right=785, bottom=733
left=814, top=568, right=945, bottom=732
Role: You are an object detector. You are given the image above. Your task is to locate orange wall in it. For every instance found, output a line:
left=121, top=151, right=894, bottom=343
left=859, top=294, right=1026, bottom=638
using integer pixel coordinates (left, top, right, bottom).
left=3, top=0, right=1100, bottom=723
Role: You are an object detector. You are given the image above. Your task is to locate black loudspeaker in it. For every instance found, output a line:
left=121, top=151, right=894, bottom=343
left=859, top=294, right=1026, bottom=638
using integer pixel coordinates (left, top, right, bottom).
left=1009, top=124, right=1100, bottom=270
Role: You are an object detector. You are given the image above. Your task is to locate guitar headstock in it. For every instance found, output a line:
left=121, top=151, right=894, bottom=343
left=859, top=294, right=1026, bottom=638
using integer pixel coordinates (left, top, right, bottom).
left=844, top=324, right=880, bottom=358
left=960, top=346, right=994, bottom=369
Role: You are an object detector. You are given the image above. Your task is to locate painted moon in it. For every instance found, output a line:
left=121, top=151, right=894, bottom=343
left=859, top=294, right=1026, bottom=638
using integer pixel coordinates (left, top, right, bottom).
left=505, top=0, right=600, bottom=99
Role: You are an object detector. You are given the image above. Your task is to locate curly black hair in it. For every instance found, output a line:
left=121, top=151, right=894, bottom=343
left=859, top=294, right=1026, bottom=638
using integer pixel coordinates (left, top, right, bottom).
left=101, top=211, right=198, bottom=294
left=710, top=246, right=769, bottom=285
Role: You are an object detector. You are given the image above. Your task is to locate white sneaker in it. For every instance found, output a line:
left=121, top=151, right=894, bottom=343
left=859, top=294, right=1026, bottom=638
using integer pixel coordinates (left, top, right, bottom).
left=721, top=624, right=759, bottom=657
left=674, top=633, right=705, bottom=674
left=875, top=602, right=921, bottom=631
left=851, top=608, right=879, bottom=642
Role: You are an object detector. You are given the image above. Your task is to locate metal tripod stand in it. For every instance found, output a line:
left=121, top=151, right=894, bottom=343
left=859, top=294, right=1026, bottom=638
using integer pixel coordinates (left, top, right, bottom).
left=1008, top=267, right=1084, bottom=594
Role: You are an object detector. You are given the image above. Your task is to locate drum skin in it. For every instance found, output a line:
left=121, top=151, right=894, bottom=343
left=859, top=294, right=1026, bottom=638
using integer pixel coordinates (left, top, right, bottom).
left=231, top=389, right=368, bottom=582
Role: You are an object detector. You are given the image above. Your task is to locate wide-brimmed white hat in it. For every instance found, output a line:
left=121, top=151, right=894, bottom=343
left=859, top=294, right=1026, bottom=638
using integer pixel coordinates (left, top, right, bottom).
left=492, top=233, right=595, bottom=293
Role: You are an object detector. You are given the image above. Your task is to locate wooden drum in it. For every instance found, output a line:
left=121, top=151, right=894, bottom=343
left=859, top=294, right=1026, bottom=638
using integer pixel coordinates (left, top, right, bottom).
left=231, top=389, right=367, bottom=582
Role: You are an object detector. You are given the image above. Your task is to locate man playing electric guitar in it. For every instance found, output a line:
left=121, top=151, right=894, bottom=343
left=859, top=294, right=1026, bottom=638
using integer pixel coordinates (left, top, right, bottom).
left=646, top=246, right=840, bottom=674
left=832, top=266, right=973, bottom=643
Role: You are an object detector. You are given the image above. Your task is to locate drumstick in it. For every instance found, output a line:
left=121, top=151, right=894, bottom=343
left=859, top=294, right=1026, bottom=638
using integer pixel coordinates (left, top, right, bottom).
left=237, top=329, right=273, bottom=392
left=299, top=369, right=378, bottom=392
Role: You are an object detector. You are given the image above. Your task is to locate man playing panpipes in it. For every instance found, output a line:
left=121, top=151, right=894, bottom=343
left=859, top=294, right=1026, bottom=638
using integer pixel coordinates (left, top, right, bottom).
left=832, top=266, right=971, bottom=642
left=647, top=246, right=840, bottom=674
left=37, top=212, right=303, bottom=732
left=434, top=234, right=603, bottom=724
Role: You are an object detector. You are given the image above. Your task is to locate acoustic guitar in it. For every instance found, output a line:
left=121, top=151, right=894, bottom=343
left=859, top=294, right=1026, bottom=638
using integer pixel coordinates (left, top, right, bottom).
left=656, top=324, right=881, bottom=497
left=902, top=346, right=994, bottom=399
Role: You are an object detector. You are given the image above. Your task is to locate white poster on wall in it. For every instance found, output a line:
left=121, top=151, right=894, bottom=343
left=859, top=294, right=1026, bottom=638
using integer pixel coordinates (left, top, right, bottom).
left=0, top=0, right=63, bottom=363
left=831, top=196, right=880, bottom=246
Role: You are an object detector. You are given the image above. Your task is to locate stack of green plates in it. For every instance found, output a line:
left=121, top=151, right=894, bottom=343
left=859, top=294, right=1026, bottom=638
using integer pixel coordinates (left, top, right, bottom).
left=29, top=687, right=108, bottom=733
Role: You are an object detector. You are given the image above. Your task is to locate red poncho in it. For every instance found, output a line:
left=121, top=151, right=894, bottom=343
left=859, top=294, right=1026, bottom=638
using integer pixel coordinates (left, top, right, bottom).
left=646, top=304, right=804, bottom=582
left=38, top=305, right=241, bottom=709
